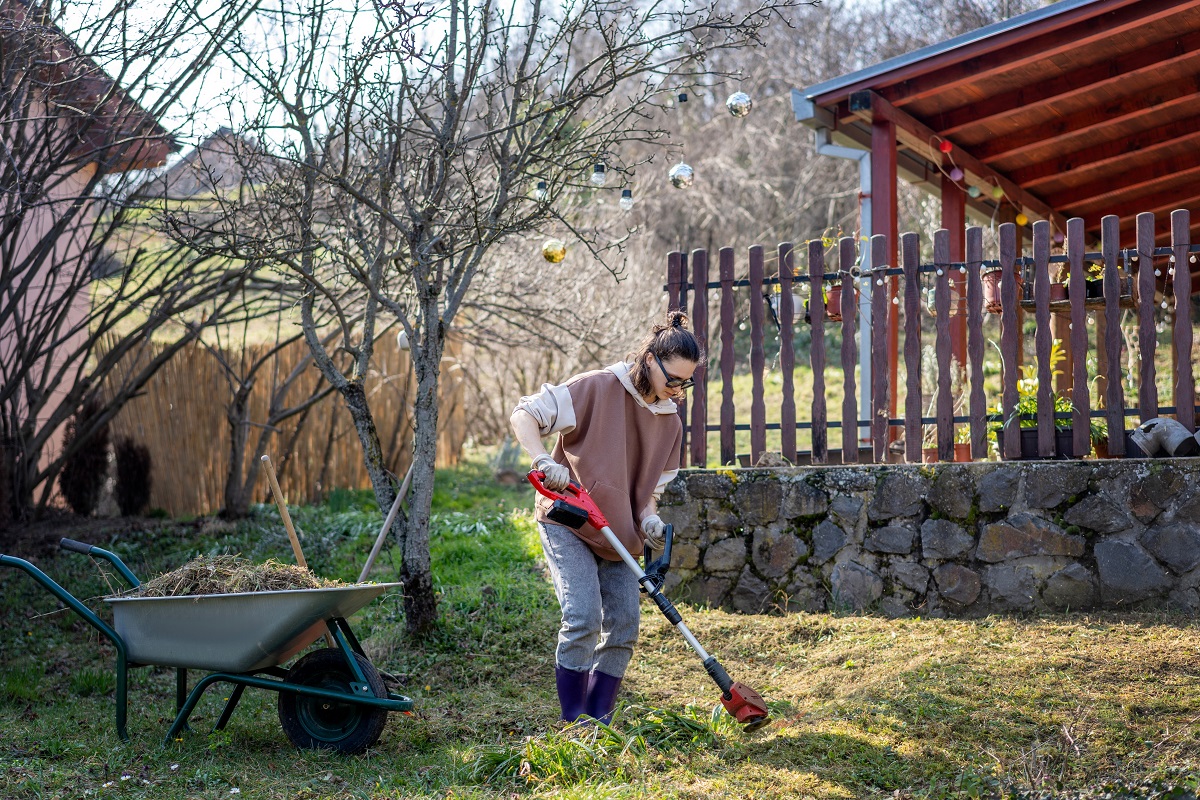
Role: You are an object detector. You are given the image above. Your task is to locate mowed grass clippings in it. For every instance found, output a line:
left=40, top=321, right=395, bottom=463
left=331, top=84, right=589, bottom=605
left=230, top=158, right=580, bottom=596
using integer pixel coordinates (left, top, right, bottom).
left=128, top=553, right=345, bottom=597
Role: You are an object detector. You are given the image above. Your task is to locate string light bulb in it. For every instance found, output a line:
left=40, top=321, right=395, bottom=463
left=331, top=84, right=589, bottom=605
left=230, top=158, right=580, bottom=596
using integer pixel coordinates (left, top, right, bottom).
left=590, top=163, right=607, bottom=187
left=1016, top=213, right=1029, bottom=226
left=533, top=180, right=548, bottom=202
left=938, top=140, right=953, bottom=153
left=949, top=167, right=964, bottom=181
left=619, top=188, right=634, bottom=211
left=992, top=186, right=1004, bottom=200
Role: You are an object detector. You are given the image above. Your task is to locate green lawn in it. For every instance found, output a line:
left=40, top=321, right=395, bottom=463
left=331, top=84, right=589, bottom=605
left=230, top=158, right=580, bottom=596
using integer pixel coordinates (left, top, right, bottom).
left=2, top=455, right=1199, bottom=799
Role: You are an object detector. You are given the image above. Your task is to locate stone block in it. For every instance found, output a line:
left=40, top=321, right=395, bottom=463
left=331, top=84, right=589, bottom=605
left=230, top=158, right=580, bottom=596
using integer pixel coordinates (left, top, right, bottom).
left=705, top=505, right=741, bottom=532
left=831, top=562, right=883, bottom=610
left=734, top=479, right=782, bottom=527
left=663, top=501, right=703, bottom=541
left=1042, top=563, right=1096, bottom=610
left=752, top=527, right=808, bottom=578
left=983, top=564, right=1038, bottom=611
left=784, top=571, right=826, bottom=613
left=921, top=519, right=974, bottom=561
left=978, top=468, right=1019, bottom=513
left=830, top=494, right=865, bottom=532
left=688, top=473, right=735, bottom=499
left=1130, top=466, right=1186, bottom=523
left=1141, top=522, right=1200, bottom=575
left=731, top=566, right=771, bottom=614
left=782, top=480, right=828, bottom=519
left=811, top=520, right=846, bottom=564
left=660, top=476, right=688, bottom=506
left=690, top=575, right=733, bottom=607
left=1063, top=493, right=1134, bottom=535
left=1094, top=539, right=1172, bottom=605
left=1024, top=464, right=1090, bottom=509
left=865, top=525, right=915, bottom=555
left=1170, top=488, right=1200, bottom=525
left=934, top=564, right=981, bottom=606
left=976, top=514, right=1084, bottom=562
left=880, top=595, right=916, bottom=618
left=703, top=537, right=747, bottom=574
left=928, top=467, right=975, bottom=519
left=888, top=560, right=930, bottom=594
left=673, top=542, right=701, bottom=571
left=868, top=471, right=930, bottom=521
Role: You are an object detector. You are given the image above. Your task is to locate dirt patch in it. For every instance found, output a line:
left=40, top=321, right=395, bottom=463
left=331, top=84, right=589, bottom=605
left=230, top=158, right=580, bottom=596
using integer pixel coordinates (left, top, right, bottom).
left=1, top=513, right=204, bottom=560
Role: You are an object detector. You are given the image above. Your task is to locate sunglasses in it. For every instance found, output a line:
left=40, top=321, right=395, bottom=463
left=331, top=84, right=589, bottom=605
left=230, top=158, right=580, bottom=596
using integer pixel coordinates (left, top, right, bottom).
left=654, top=352, right=695, bottom=390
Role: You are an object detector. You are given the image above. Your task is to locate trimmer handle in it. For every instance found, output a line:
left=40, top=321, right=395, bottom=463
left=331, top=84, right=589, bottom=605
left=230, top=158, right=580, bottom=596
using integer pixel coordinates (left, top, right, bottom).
left=527, top=470, right=610, bottom=529
left=643, top=524, right=674, bottom=590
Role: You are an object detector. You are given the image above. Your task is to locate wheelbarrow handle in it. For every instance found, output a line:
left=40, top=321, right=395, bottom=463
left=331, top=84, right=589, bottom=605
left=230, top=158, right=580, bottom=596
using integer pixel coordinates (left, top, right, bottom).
left=60, top=538, right=94, bottom=554
left=59, top=538, right=141, bottom=589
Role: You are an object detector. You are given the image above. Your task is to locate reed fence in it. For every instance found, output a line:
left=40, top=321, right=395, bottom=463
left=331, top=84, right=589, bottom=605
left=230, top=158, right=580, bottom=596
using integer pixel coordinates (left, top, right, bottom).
left=104, top=333, right=467, bottom=516
left=669, top=210, right=1200, bottom=468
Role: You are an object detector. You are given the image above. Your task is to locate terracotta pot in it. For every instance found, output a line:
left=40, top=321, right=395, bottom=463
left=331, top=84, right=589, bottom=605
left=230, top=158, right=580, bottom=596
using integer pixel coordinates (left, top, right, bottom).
left=981, top=269, right=1003, bottom=314
left=826, top=284, right=844, bottom=322
left=1050, top=283, right=1068, bottom=302
left=954, top=442, right=972, bottom=462
left=922, top=446, right=939, bottom=464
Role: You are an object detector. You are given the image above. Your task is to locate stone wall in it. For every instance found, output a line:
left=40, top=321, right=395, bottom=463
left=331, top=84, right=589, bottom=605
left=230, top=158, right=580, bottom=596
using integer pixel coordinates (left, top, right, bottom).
left=656, top=459, right=1200, bottom=617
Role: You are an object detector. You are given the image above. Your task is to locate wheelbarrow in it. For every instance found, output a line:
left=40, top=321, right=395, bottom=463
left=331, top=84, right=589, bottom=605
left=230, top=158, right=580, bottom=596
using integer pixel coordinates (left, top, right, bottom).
left=0, top=539, right=413, bottom=754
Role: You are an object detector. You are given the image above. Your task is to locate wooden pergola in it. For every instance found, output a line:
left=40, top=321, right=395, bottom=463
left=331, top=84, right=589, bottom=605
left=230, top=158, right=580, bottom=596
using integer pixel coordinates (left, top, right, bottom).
left=794, top=0, right=1200, bottom=415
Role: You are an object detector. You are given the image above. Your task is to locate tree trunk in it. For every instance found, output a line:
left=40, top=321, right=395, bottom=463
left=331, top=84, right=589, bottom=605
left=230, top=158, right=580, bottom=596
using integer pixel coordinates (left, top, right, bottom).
left=222, top=386, right=253, bottom=518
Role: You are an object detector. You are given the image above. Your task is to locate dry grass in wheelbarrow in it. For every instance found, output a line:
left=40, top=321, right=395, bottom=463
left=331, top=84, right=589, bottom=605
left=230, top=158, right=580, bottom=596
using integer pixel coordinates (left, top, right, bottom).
left=126, top=553, right=347, bottom=597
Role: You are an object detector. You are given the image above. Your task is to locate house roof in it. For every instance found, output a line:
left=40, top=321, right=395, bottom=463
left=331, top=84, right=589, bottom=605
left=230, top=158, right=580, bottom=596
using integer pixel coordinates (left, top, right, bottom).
left=2, top=0, right=177, bottom=171
left=795, top=0, right=1200, bottom=248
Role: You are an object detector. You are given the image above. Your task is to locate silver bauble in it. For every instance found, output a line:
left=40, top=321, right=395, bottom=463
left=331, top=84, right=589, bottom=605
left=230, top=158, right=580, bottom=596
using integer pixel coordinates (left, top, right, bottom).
left=726, top=91, right=753, bottom=118
left=668, top=161, right=694, bottom=189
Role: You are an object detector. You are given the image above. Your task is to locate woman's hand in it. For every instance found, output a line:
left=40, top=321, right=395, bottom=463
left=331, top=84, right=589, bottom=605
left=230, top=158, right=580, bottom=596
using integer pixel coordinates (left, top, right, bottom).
left=533, top=454, right=571, bottom=491
left=641, top=515, right=666, bottom=550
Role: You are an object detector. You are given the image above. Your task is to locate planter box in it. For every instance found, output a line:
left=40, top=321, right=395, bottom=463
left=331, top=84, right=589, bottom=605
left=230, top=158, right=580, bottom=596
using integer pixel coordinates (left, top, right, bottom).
left=996, top=427, right=1075, bottom=460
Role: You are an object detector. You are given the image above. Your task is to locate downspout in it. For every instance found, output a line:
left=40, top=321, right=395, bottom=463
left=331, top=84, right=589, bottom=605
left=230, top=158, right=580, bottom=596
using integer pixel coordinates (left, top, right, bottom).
left=814, top=127, right=872, bottom=448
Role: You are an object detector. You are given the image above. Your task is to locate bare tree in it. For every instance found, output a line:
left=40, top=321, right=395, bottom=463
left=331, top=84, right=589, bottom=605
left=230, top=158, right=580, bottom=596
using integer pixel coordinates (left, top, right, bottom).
left=0, top=0, right=271, bottom=525
left=166, top=0, right=809, bottom=635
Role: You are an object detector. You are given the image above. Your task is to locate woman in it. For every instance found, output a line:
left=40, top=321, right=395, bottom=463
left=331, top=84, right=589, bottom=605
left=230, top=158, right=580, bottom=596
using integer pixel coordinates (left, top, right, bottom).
left=509, top=310, right=701, bottom=724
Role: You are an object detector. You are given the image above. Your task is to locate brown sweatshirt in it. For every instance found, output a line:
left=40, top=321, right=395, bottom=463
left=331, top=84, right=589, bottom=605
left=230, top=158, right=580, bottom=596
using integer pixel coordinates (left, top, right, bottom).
left=518, top=364, right=682, bottom=560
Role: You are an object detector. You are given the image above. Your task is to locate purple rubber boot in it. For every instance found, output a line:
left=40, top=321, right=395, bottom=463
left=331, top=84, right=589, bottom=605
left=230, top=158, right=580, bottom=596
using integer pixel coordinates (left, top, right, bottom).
left=584, top=670, right=623, bottom=724
left=555, top=665, right=589, bottom=722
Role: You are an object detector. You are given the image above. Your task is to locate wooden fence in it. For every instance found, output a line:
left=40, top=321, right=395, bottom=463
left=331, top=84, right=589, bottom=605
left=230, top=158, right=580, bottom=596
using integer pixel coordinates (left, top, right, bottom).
left=669, top=210, right=1199, bottom=468
left=105, top=333, right=467, bottom=516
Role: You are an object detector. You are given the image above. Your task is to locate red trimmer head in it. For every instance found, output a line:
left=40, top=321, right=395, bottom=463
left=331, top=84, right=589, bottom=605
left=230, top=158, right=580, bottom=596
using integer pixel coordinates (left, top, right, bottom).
left=721, top=682, right=771, bottom=731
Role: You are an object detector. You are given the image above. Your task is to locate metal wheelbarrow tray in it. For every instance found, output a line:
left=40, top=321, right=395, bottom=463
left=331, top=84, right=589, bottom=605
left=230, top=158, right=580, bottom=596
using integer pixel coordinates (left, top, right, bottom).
left=0, top=540, right=414, bottom=754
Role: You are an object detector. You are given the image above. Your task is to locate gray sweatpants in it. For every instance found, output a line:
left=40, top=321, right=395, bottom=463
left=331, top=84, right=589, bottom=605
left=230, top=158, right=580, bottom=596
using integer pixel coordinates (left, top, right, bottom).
left=538, top=522, right=640, bottom=677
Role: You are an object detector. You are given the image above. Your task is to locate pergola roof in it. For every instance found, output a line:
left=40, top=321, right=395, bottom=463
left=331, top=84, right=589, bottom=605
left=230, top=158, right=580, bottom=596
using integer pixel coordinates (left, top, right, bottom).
left=794, top=0, right=1200, bottom=248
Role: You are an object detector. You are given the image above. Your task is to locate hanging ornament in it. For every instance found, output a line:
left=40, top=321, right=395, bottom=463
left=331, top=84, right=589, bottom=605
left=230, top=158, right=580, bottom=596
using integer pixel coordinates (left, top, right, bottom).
left=678, top=91, right=688, bottom=104
left=991, top=185, right=1005, bottom=200
left=938, top=140, right=953, bottom=153
left=542, top=239, right=566, bottom=263
left=533, top=180, right=548, bottom=202
left=967, top=185, right=982, bottom=198
left=590, top=163, right=607, bottom=187
left=669, top=161, right=694, bottom=189
left=1015, top=213, right=1029, bottom=226
left=619, top=188, right=634, bottom=211
left=726, top=91, right=753, bottom=118
left=949, top=167, right=964, bottom=182
left=1054, top=231, right=1065, bottom=244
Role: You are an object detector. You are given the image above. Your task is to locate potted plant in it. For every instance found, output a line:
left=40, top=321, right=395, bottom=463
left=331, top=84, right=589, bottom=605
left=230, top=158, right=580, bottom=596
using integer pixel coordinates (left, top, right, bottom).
left=825, top=278, right=844, bottom=322
left=1050, top=262, right=1068, bottom=302
left=995, top=339, right=1076, bottom=459
left=954, top=425, right=973, bottom=462
left=981, top=264, right=1004, bottom=314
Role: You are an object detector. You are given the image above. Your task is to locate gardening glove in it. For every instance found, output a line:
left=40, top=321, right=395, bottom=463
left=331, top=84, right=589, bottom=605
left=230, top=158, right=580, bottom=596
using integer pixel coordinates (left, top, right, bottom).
left=533, top=454, right=571, bottom=492
left=641, top=515, right=666, bottom=551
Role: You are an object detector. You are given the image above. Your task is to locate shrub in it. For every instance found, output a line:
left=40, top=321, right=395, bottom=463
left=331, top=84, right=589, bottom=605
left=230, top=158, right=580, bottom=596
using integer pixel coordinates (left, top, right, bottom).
left=115, top=437, right=153, bottom=516
left=59, top=399, right=110, bottom=516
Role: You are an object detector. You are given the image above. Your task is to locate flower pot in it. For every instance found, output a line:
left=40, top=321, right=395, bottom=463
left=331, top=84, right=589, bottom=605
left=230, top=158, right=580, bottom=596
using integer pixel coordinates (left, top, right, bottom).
left=826, top=284, right=844, bottom=322
left=996, top=427, right=1075, bottom=459
left=1049, top=283, right=1068, bottom=302
left=982, top=269, right=1003, bottom=314
left=954, top=442, right=972, bottom=462
left=1085, top=279, right=1104, bottom=299
left=922, top=446, right=939, bottom=464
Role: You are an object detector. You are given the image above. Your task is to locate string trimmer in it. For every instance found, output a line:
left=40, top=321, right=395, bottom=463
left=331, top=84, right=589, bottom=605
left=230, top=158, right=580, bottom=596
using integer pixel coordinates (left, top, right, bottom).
left=528, top=470, right=771, bottom=732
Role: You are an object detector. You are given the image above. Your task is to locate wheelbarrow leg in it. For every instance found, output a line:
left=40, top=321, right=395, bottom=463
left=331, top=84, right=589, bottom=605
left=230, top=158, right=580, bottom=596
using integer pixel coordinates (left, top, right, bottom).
left=175, top=669, right=192, bottom=731
left=214, top=684, right=246, bottom=732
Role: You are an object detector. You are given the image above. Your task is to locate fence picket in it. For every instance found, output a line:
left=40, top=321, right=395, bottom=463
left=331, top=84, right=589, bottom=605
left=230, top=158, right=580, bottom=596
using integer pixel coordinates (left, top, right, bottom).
left=778, top=243, right=797, bottom=463
left=719, top=248, right=736, bottom=466
left=1172, top=209, right=1194, bottom=432
left=870, top=234, right=889, bottom=462
left=748, top=245, right=766, bottom=464
left=902, top=232, right=922, bottom=463
left=1101, top=216, right=1125, bottom=455
left=966, top=227, right=986, bottom=458
left=1068, top=217, right=1090, bottom=458
left=999, top=223, right=1021, bottom=460
left=677, top=251, right=690, bottom=461
left=1136, top=212, right=1158, bottom=421
left=1033, top=220, right=1054, bottom=458
left=933, top=229, right=953, bottom=462
left=690, top=249, right=709, bottom=467
left=809, top=239, right=828, bottom=464
left=840, top=237, right=859, bottom=463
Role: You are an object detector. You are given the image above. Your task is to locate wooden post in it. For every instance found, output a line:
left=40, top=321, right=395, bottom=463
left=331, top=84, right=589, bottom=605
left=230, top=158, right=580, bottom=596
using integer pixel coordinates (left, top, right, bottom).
left=840, top=237, right=859, bottom=463
left=667, top=252, right=686, bottom=464
left=677, top=251, right=689, bottom=462
left=1172, top=209, right=1194, bottom=432
left=870, top=234, right=889, bottom=462
left=1033, top=220, right=1055, bottom=458
left=778, top=243, right=797, bottom=463
left=934, top=229, right=953, bottom=462
left=966, top=226, right=986, bottom=459
left=942, top=173, right=967, bottom=373
left=748, top=245, right=766, bottom=464
left=1102, top=215, right=1126, bottom=456
left=999, top=223, right=1021, bottom=460
left=690, top=249, right=709, bottom=467
left=871, top=116, right=900, bottom=443
left=1136, top=212, right=1158, bottom=421
left=809, top=239, right=828, bottom=464
left=719, top=248, right=736, bottom=466
left=1067, top=217, right=1090, bottom=458
left=902, top=232, right=922, bottom=463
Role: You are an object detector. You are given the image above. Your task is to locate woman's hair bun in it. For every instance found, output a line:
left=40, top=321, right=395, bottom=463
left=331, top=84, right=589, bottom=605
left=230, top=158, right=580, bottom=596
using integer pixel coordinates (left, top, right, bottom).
left=665, top=310, right=689, bottom=330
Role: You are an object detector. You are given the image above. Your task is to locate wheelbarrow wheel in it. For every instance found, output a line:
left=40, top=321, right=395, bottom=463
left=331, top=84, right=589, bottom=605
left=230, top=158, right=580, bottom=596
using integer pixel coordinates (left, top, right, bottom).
left=278, top=648, right=388, bottom=754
